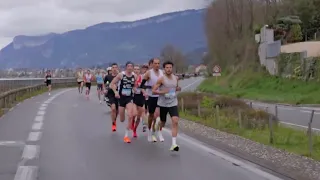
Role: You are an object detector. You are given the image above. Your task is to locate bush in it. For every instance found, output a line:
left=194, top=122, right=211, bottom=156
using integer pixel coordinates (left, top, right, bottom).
left=178, top=92, right=279, bottom=130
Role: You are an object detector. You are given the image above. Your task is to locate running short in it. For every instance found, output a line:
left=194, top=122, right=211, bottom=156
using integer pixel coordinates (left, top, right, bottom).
left=97, top=84, right=103, bottom=90
left=119, top=96, right=133, bottom=107
left=77, top=81, right=83, bottom=85
left=133, top=94, right=145, bottom=107
left=46, top=80, right=51, bottom=86
left=147, top=96, right=159, bottom=114
left=107, top=95, right=118, bottom=110
left=159, top=106, right=179, bottom=122
left=85, top=83, right=91, bottom=90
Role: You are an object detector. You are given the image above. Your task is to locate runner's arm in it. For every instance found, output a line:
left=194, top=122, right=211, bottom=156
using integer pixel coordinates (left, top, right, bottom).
left=140, top=71, right=150, bottom=89
left=152, top=77, right=167, bottom=95
left=110, top=74, right=122, bottom=95
left=176, top=76, right=181, bottom=91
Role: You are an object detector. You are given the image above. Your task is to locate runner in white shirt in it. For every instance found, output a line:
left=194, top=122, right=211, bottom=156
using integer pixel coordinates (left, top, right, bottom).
left=84, top=69, right=93, bottom=99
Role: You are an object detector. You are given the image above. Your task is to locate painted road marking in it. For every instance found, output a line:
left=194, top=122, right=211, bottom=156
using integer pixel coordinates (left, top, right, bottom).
left=34, top=116, right=44, bottom=122
left=0, top=141, right=25, bottom=147
left=37, top=111, right=45, bottom=115
left=14, top=166, right=38, bottom=180
left=280, top=121, right=320, bottom=132
left=27, top=132, right=42, bottom=142
left=22, top=145, right=39, bottom=160
left=39, top=106, right=46, bottom=111
left=181, top=78, right=203, bottom=91
left=32, top=122, right=43, bottom=130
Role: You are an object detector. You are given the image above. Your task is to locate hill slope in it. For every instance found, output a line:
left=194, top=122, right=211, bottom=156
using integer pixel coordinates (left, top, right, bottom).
left=0, top=9, right=207, bottom=68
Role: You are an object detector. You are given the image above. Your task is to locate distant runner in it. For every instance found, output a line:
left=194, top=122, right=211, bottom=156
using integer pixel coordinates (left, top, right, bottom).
left=104, top=63, right=119, bottom=132
left=152, top=61, right=181, bottom=151
left=76, top=68, right=84, bottom=94
left=84, top=69, right=93, bottom=99
left=95, top=69, right=104, bottom=104
left=110, top=61, right=137, bottom=143
left=44, top=70, right=52, bottom=96
left=132, top=65, right=147, bottom=137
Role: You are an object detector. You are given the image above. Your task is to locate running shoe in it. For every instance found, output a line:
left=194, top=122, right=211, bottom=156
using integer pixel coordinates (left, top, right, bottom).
left=124, top=136, right=131, bottom=143
left=112, top=122, right=116, bottom=132
left=147, top=132, right=152, bottom=142
left=157, top=131, right=164, bottom=142
left=152, top=134, right=157, bottom=142
left=170, top=145, right=179, bottom=151
left=133, top=131, right=137, bottom=138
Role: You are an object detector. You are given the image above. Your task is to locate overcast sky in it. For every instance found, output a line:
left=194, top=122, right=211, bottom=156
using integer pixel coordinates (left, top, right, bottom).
left=0, top=0, right=209, bottom=49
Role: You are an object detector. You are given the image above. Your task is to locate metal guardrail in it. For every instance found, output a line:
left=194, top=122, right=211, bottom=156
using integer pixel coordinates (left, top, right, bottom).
left=0, top=78, right=76, bottom=94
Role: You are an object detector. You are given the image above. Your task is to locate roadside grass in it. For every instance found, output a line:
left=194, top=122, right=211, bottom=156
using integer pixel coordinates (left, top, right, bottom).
left=198, top=71, right=320, bottom=104
left=178, top=92, right=320, bottom=161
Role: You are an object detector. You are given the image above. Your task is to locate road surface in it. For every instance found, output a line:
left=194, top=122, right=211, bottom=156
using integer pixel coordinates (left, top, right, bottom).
left=0, top=77, right=281, bottom=180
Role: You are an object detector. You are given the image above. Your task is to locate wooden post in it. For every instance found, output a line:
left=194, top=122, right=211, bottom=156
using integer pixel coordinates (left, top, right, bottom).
left=308, top=110, right=315, bottom=156
left=216, top=105, right=220, bottom=127
left=181, top=98, right=184, bottom=113
left=238, top=109, right=242, bottom=128
left=275, top=105, right=278, bottom=119
left=197, top=99, right=201, bottom=117
left=266, top=107, right=274, bottom=144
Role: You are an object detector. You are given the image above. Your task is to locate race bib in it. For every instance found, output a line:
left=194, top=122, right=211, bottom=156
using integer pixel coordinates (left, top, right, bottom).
left=121, top=88, right=131, bottom=96
left=136, top=88, right=141, bottom=94
left=47, top=77, right=51, bottom=80
left=164, top=89, right=176, bottom=99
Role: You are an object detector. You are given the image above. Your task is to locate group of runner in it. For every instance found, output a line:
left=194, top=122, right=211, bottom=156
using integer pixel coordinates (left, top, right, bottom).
left=74, top=58, right=180, bottom=151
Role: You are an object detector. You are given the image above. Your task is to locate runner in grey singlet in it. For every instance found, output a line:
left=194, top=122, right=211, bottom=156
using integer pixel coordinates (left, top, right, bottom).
left=157, top=75, right=178, bottom=107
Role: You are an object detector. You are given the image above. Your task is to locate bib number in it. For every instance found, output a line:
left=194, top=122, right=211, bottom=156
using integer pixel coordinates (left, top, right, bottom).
left=164, top=89, right=176, bottom=99
left=47, top=77, right=51, bottom=80
left=121, top=88, right=131, bottom=96
left=136, top=88, right=141, bottom=94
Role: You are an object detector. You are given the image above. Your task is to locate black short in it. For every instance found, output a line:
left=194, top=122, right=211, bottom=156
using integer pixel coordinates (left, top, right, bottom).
left=77, top=81, right=83, bottom=85
left=97, top=84, right=103, bottom=90
left=85, top=83, right=91, bottom=90
left=46, top=80, right=51, bottom=86
left=107, top=95, right=118, bottom=110
left=119, top=96, right=133, bottom=107
left=159, top=106, right=179, bottom=122
left=147, top=96, right=159, bottom=114
left=133, top=94, right=145, bottom=107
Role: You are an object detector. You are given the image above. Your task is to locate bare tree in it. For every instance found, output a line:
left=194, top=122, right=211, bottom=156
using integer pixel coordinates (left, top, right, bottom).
left=160, top=44, right=187, bottom=73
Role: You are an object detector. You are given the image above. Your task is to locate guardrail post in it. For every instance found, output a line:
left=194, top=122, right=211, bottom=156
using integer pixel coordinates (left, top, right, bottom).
left=181, top=98, right=184, bottom=113
left=197, top=99, right=201, bottom=117
left=238, top=109, right=242, bottom=128
left=308, top=110, right=315, bottom=156
left=215, top=105, right=220, bottom=127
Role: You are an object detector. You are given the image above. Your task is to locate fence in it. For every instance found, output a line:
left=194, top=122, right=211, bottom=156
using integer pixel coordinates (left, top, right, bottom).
left=178, top=94, right=320, bottom=159
left=0, top=78, right=77, bottom=114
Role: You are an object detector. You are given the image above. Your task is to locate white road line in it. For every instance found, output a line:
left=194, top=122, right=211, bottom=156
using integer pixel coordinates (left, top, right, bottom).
left=34, top=116, right=43, bottom=122
left=39, top=106, right=46, bottom=111
left=279, top=121, right=320, bottom=132
left=41, top=103, right=47, bottom=107
left=14, top=166, right=38, bottom=180
left=0, top=141, right=25, bottom=147
left=32, top=122, right=43, bottom=130
left=278, top=107, right=293, bottom=111
left=27, top=132, right=42, bottom=142
left=162, top=128, right=282, bottom=180
left=181, top=78, right=203, bottom=90
left=37, top=111, right=45, bottom=115
left=22, top=145, right=39, bottom=160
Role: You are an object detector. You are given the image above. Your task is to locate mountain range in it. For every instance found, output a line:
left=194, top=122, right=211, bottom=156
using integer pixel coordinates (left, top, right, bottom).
left=0, top=9, right=207, bottom=69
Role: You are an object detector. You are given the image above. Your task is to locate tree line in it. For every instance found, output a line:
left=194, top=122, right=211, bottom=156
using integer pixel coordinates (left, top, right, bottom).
left=204, top=0, right=320, bottom=73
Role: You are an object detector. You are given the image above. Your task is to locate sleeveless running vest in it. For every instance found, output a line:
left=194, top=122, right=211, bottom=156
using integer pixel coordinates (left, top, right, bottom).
left=85, top=74, right=92, bottom=83
left=147, top=69, right=163, bottom=97
left=119, top=71, right=135, bottom=97
left=157, top=74, right=178, bottom=107
left=96, top=74, right=103, bottom=84
left=135, top=74, right=143, bottom=94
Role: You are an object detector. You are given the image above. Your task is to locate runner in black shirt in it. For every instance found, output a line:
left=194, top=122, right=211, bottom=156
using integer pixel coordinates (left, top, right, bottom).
left=104, top=63, right=119, bottom=132
left=44, top=70, right=52, bottom=96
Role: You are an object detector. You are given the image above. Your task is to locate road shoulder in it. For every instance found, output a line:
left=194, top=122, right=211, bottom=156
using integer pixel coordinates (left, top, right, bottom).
left=177, top=118, right=320, bottom=180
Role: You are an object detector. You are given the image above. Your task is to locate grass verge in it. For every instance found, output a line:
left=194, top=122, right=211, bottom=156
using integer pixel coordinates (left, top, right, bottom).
left=178, top=92, right=320, bottom=161
left=198, top=71, right=320, bottom=104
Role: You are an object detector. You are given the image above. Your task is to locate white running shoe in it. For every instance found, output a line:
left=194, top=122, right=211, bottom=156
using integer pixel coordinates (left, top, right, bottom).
left=158, top=131, right=164, bottom=142
left=48, top=92, right=51, bottom=96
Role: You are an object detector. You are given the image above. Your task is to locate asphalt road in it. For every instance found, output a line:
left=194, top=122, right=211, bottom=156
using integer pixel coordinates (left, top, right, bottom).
left=0, top=77, right=281, bottom=180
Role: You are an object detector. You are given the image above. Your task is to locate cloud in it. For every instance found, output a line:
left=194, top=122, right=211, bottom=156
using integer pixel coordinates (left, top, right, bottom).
left=0, top=0, right=209, bottom=48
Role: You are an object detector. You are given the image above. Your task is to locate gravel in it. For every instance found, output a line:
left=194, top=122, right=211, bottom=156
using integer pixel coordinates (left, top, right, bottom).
left=178, top=118, right=320, bottom=180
